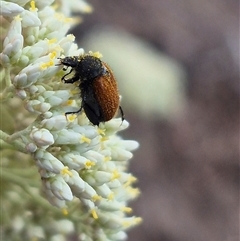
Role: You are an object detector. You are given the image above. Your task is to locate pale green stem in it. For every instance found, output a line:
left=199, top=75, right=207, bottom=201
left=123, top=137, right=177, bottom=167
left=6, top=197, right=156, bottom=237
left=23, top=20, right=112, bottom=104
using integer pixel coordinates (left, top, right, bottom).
left=9, top=127, right=30, bottom=140
left=1, top=169, right=52, bottom=209
left=0, top=139, right=14, bottom=149
left=0, top=85, right=15, bottom=101
left=0, top=130, right=28, bottom=153
left=0, top=68, right=5, bottom=82
left=0, top=68, right=15, bottom=100
left=4, top=167, right=37, bottom=177
left=1, top=167, right=39, bottom=187
left=4, top=67, right=11, bottom=87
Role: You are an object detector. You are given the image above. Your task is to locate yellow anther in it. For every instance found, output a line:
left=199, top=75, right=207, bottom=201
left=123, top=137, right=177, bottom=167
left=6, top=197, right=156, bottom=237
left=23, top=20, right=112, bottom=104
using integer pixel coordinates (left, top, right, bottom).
left=97, top=128, right=105, bottom=136
left=89, top=51, right=102, bottom=58
left=129, top=176, right=137, bottom=183
left=61, top=166, right=73, bottom=177
left=66, top=113, right=77, bottom=122
left=122, top=206, right=132, bottom=213
left=111, top=170, right=120, bottom=180
left=81, top=135, right=91, bottom=144
left=83, top=5, right=93, bottom=13
left=124, top=176, right=137, bottom=187
left=127, top=187, right=141, bottom=198
left=123, top=217, right=142, bottom=228
left=49, top=51, right=57, bottom=59
left=40, top=60, right=54, bottom=70
left=104, top=156, right=111, bottom=162
left=40, top=63, right=47, bottom=70
left=14, top=15, right=22, bottom=21
left=135, top=217, right=143, bottom=225
left=49, top=60, right=54, bottom=67
left=92, top=195, right=102, bottom=202
left=62, top=208, right=68, bottom=215
left=91, top=209, right=98, bottom=219
left=48, top=39, right=57, bottom=45
left=85, top=160, right=95, bottom=169
left=107, top=192, right=114, bottom=200
left=30, top=1, right=37, bottom=11
left=55, top=13, right=73, bottom=23
left=67, top=100, right=74, bottom=105
left=101, top=136, right=109, bottom=142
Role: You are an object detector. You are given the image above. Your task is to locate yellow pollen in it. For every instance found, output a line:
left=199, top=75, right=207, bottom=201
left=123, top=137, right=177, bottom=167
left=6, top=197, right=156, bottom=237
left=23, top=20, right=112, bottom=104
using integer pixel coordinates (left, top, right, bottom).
left=85, top=160, right=95, bottom=169
left=62, top=208, right=68, bottom=215
left=49, top=51, right=57, bottom=59
left=48, top=38, right=57, bottom=45
left=124, top=176, right=137, bottom=187
left=67, top=100, right=74, bottom=105
left=97, top=128, right=105, bottom=136
left=104, top=156, right=111, bottom=162
left=123, top=217, right=142, bottom=228
left=122, top=206, right=132, bottom=213
left=107, top=192, right=114, bottom=200
left=122, top=221, right=131, bottom=228
left=66, top=113, right=77, bottom=122
left=127, top=187, right=141, bottom=198
left=111, top=170, right=120, bottom=180
left=49, top=60, right=54, bottom=66
left=65, top=17, right=74, bottom=23
left=40, top=60, right=54, bottom=70
left=135, top=217, right=143, bottom=225
left=91, top=209, right=98, bottom=219
left=61, top=167, right=73, bottom=176
left=89, top=51, right=102, bottom=59
left=101, top=136, right=109, bottom=142
left=30, top=1, right=37, bottom=11
left=83, top=5, right=93, bottom=13
left=129, top=176, right=137, bottom=183
left=81, top=135, right=91, bottom=144
left=14, top=15, right=22, bottom=21
left=55, top=13, right=73, bottom=23
left=92, top=195, right=102, bottom=202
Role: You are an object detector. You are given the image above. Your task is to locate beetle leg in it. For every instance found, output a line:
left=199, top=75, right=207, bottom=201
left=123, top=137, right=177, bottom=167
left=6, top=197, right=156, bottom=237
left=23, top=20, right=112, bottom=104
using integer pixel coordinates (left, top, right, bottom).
left=119, top=106, right=125, bottom=122
left=61, top=67, right=73, bottom=80
left=62, top=70, right=80, bottom=84
left=65, top=106, right=83, bottom=116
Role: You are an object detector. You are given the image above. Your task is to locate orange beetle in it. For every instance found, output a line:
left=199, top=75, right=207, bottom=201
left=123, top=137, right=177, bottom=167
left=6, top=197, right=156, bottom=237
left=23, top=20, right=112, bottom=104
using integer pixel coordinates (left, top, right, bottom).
left=59, top=54, right=124, bottom=126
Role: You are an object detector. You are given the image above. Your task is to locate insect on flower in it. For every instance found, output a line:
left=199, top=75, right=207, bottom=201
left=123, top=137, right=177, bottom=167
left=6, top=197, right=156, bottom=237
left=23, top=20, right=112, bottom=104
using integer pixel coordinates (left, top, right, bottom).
left=58, top=53, right=124, bottom=126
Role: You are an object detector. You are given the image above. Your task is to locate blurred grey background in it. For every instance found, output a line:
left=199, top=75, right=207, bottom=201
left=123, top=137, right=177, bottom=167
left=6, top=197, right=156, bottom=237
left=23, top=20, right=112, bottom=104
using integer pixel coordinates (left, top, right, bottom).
left=73, top=1, right=239, bottom=240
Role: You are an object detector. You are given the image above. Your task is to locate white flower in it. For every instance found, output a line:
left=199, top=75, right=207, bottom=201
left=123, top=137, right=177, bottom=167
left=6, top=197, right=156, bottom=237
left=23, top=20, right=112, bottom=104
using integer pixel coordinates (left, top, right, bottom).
left=42, top=188, right=67, bottom=208
left=0, top=17, right=23, bottom=66
left=41, top=115, right=68, bottom=131
left=52, top=219, right=74, bottom=234
left=44, top=175, right=73, bottom=201
left=50, top=234, right=65, bottom=241
left=20, top=9, right=41, bottom=27
left=64, top=169, right=85, bottom=194
left=13, top=64, right=42, bottom=88
left=0, top=1, right=141, bottom=240
left=12, top=216, right=25, bottom=232
left=0, top=1, right=24, bottom=17
left=27, top=225, right=45, bottom=239
left=35, top=149, right=65, bottom=173
left=30, top=127, right=54, bottom=146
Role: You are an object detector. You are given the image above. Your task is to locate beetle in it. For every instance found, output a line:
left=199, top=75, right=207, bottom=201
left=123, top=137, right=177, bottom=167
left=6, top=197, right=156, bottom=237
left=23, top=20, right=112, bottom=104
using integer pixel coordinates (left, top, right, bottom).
left=58, top=53, right=124, bottom=126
